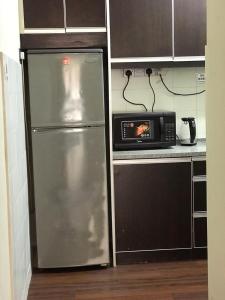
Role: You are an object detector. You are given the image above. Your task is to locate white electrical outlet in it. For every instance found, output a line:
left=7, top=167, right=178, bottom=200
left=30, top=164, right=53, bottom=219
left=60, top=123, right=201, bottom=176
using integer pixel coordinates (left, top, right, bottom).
left=196, top=73, right=205, bottom=83
left=153, top=68, right=162, bottom=76
left=123, top=69, right=134, bottom=77
left=134, top=68, right=146, bottom=77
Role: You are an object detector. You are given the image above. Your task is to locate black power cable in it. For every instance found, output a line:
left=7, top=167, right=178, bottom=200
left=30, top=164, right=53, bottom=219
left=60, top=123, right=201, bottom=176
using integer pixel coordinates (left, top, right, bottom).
left=122, top=70, right=148, bottom=112
left=159, top=74, right=206, bottom=96
left=146, top=68, right=156, bottom=112
left=176, top=134, right=181, bottom=142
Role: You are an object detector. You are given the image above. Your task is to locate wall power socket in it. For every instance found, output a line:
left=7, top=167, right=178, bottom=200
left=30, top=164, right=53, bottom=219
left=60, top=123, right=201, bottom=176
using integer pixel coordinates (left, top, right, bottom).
left=134, top=68, right=161, bottom=77
left=123, top=68, right=163, bottom=77
left=196, top=73, right=205, bottom=83
left=123, top=69, right=134, bottom=77
left=123, top=69, right=146, bottom=77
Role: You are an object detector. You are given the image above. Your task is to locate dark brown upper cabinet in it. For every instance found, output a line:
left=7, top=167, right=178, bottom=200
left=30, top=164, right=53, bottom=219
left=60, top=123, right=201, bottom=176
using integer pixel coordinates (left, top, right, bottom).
left=174, top=0, right=206, bottom=57
left=23, top=0, right=64, bottom=28
left=110, top=0, right=173, bottom=58
left=65, top=0, right=106, bottom=28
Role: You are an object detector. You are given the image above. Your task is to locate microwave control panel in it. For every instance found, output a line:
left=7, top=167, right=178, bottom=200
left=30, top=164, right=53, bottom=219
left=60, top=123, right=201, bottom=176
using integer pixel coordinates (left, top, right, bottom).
left=164, top=123, right=176, bottom=142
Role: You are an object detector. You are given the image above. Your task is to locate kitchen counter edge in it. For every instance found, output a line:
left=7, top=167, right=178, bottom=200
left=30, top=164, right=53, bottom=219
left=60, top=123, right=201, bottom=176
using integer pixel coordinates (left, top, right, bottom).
left=113, top=140, right=206, bottom=160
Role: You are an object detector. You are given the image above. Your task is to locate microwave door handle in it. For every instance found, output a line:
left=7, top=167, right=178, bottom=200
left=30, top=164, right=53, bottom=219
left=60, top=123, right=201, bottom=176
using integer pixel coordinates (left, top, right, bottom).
left=160, top=117, right=165, bottom=141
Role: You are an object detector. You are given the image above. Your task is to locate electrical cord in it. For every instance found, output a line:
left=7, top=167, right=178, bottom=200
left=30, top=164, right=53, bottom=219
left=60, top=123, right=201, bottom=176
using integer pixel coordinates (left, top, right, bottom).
left=122, top=71, right=148, bottom=112
left=159, top=74, right=206, bottom=96
left=146, top=68, right=156, bottom=112
left=176, top=134, right=181, bottom=143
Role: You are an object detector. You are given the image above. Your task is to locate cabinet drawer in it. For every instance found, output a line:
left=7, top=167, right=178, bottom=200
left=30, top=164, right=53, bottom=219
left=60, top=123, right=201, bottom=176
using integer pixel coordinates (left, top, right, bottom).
left=194, top=217, right=207, bottom=248
left=193, top=160, right=206, bottom=176
left=193, top=180, right=207, bottom=212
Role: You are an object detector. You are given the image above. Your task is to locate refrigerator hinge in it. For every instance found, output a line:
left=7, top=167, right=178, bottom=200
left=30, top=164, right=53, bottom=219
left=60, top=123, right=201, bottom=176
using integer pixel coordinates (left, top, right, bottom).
left=100, top=263, right=109, bottom=268
left=19, top=51, right=25, bottom=64
left=4, top=63, right=8, bottom=81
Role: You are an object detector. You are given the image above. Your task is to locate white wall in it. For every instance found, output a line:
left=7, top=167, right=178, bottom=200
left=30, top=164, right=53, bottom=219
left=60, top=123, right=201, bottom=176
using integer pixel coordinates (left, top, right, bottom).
left=0, top=0, right=20, bottom=62
left=1, top=54, right=31, bottom=300
left=207, top=0, right=225, bottom=299
left=111, top=67, right=206, bottom=139
left=0, top=56, right=13, bottom=300
left=0, top=0, right=31, bottom=299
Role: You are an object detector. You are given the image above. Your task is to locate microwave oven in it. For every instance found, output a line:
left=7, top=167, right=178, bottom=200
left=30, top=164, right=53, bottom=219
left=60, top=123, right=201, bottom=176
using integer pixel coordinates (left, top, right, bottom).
left=113, top=112, right=176, bottom=150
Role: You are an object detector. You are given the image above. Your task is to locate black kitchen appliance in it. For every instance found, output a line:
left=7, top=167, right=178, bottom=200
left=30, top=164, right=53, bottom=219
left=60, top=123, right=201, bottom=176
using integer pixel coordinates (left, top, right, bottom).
left=180, top=117, right=197, bottom=146
left=113, top=112, right=176, bottom=150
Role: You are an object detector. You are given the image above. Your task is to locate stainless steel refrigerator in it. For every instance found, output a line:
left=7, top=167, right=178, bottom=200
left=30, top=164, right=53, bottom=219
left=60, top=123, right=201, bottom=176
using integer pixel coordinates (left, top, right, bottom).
left=27, top=50, right=110, bottom=268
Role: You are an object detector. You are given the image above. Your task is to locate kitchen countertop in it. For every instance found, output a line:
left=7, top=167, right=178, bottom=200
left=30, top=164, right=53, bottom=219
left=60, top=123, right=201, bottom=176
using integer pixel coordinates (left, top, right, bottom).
left=113, top=140, right=206, bottom=160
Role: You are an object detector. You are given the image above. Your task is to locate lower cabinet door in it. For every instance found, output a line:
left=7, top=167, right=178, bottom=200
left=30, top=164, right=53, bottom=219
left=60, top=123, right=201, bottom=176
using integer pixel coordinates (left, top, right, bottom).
left=114, top=160, right=192, bottom=253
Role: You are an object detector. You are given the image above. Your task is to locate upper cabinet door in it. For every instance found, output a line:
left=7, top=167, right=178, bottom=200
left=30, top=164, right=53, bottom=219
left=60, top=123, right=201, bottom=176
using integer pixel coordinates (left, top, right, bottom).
left=65, top=0, right=106, bottom=28
left=110, top=0, right=173, bottom=58
left=23, top=0, right=64, bottom=29
left=174, top=0, right=206, bottom=57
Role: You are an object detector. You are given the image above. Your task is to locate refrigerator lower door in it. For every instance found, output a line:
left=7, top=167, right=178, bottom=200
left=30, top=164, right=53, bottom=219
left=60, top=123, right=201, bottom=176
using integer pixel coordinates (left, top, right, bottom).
left=32, top=127, right=110, bottom=268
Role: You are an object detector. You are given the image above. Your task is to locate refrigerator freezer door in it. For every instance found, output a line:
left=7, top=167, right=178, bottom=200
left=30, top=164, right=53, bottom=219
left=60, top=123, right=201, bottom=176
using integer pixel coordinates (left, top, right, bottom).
left=32, top=127, right=109, bottom=268
left=28, top=52, right=105, bottom=127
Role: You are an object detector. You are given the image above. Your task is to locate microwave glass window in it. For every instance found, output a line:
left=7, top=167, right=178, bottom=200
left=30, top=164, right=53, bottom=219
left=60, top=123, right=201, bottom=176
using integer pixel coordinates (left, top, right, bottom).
left=121, top=120, right=154, bottom=140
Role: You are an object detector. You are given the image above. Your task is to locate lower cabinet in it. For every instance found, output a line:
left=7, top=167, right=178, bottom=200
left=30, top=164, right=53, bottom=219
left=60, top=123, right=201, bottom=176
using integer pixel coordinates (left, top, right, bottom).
left=114, top=158, right=192, bottom=263
left=114, top=156, right=207, bottom=264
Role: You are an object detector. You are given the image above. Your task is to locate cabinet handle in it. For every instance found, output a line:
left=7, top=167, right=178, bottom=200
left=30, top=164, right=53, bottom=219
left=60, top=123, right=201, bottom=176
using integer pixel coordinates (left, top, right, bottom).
left=193, top=212, right=207, bottom=218
left=192, top=157, right=206, bottom=162
left=113, top=158, right=192, bottom=165
left=193, top=176, right=206, bottom=182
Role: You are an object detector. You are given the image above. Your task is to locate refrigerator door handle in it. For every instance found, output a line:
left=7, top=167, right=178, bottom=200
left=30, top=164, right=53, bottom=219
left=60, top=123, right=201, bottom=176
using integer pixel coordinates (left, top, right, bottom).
left=32, top=122, right=105, bottom=133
